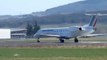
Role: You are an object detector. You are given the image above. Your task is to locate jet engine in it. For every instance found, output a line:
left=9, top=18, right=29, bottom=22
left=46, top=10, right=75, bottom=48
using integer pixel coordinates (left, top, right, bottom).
left=79, top=27, right=82, bottom=31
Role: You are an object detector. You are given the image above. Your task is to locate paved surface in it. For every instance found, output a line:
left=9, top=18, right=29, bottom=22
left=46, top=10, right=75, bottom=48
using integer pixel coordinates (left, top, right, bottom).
left=0, top=40, right=107, bottom=48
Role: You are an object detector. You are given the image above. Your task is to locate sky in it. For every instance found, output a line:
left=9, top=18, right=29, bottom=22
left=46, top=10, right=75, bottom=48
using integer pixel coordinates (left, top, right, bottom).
left=0, top=0, right=81, bottom=15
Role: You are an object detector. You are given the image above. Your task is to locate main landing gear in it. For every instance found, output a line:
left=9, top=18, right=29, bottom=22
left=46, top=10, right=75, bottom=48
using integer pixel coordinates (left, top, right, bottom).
left=74, top=37, right=79, bottom=43
left=59, top=38, right=79, bottom=43
left=37, top=37, right=79, bottom=43
left=59, top=38, right=64, bottom=43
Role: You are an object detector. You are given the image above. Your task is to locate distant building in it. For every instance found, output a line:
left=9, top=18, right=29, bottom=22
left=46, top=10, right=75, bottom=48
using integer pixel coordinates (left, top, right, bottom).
left=0, top=29, right=11, bottom=39
left=11, top=28, right=27, bottom=39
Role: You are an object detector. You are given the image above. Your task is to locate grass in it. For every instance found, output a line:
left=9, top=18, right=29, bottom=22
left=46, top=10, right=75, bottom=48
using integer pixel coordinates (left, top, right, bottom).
left=0, top=37, right=107, bottom=60
left=0, top=48, right=107, bottom=60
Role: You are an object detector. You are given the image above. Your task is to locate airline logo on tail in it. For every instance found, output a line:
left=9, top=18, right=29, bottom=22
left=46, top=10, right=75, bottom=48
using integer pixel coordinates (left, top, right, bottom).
left=89, top=15, right=97, bottom=27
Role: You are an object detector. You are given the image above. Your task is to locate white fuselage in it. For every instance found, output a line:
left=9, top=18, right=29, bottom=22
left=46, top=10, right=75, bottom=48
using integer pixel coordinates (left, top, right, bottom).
left=35, top=25, right=95, bottom=39
left=34, top=15, right=100, bottom=43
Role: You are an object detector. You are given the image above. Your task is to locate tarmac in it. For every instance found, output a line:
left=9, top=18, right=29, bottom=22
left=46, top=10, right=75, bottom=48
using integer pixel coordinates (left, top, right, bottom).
left=0, top=39, right=107, bottom=48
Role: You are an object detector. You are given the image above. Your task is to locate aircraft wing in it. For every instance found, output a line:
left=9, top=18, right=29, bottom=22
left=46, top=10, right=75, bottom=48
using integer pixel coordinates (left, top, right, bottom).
left=81, top=34, right=107, bottom=38
left=86, top=34, right=107, bottom=36
left=34, top=34, right=61, bottom=38
left=42, top=34, right=60, bottom=37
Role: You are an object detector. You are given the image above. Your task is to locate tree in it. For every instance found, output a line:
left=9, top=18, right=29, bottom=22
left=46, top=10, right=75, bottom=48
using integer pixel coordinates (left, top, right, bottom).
left=32, top=21, right=40, bottom=35
left=26, top=23, right=33, bottom=38
left=26, top=21, right=40, bottom=38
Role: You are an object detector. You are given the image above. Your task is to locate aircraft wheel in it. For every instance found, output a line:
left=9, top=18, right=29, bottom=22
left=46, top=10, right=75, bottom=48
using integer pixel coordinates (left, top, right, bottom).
left=74, top=38, right=78, bottom=43
left=59, top=38, right=64, bottom=43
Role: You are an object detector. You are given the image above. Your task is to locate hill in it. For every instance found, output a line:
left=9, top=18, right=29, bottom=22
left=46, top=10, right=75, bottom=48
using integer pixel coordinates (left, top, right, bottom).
left=0, top=10, right=107, bottom=28
left=42, top=0, right=107, bottom=15
left=0, top=0, right=106, bottom=31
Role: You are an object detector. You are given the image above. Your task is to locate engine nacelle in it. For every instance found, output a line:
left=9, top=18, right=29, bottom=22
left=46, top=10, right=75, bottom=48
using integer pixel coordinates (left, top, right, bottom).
left=79, top=27, right=82, bottom=31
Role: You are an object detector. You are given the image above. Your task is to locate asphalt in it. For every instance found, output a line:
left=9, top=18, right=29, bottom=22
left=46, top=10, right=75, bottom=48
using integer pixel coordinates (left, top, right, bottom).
left=0, top=40, right=107, bottom=48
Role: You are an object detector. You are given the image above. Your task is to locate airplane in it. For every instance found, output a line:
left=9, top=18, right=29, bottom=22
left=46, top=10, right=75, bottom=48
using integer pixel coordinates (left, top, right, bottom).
left=34, top=14, right=106, bottom=43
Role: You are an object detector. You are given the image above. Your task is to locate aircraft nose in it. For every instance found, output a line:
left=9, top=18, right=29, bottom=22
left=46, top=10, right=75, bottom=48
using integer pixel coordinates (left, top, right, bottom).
left=33, top=32, right=39, bottom=38
left=33, top=30, right=41, bottom=38
left=33, top=33, right=37, bottom=37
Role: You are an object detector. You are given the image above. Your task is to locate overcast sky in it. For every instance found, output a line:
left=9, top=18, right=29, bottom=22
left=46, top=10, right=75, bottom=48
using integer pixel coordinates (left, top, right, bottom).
left=0, top=0, right=81, bottom=15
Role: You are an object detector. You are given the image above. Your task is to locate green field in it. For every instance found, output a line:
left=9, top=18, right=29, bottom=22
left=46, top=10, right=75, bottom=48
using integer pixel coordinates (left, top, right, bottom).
left=0, top=37, right=107, bottom=60
left=0, top=47, right=107, bottom=60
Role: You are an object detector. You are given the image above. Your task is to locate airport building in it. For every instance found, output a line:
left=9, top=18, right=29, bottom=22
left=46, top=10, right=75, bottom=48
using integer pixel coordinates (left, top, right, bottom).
left=0, top=28, right=27, bottom=39
left=11, top=28, right=27, bottom=39
left=0, top=29, right=11, bottom=39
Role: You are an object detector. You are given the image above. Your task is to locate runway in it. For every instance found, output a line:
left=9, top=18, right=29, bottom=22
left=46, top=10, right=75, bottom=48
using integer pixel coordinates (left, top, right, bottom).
left=0, top=39, right=107, bottom=48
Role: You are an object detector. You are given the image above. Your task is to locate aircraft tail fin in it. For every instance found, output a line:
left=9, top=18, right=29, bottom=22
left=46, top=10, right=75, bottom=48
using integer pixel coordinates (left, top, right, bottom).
left=88, top=15, right=97, bottom=27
